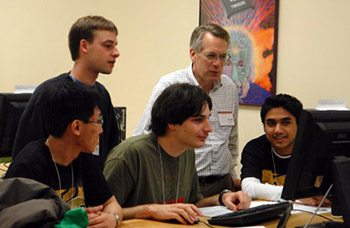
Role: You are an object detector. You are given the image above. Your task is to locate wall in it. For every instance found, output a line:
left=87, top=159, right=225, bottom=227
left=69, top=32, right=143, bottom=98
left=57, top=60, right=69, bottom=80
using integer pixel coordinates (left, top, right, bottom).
left=1, top=0, right=350, bottom=175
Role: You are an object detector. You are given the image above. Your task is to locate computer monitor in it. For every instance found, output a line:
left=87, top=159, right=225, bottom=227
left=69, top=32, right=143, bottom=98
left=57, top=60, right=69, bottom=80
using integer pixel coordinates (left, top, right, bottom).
left=281, top=109, right=350, bottom=227
left=0, top=93, right=31, bottom=158
left=113, top=106, right=126, bottom=143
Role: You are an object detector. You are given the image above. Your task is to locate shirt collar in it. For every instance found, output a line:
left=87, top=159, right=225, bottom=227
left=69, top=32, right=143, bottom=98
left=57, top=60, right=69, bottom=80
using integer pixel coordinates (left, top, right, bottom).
left=188, top=63, right=223, bottom=91
left=68, top=74, right=95, bottom=88
left=271, top=146, right=291, bottom=159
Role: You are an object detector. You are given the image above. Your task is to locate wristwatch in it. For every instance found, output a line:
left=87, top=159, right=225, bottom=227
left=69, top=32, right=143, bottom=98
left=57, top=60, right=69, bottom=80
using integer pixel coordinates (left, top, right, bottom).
left=108, top=211, right=121, bottom=228
left=218, top=189, right=232, bottom=206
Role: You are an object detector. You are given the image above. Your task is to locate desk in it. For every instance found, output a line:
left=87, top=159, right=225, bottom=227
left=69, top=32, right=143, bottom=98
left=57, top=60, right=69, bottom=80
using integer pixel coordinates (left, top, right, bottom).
left=119, top=212, right=342, bottom=228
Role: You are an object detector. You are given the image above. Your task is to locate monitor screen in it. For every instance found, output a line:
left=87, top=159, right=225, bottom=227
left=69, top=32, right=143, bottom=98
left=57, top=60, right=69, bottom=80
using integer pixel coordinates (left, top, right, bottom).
left=0, top=93, right=31, bottom=157
left=113, top=106, right=126, bottom=143
left=281, top=109, right=350, bottom=225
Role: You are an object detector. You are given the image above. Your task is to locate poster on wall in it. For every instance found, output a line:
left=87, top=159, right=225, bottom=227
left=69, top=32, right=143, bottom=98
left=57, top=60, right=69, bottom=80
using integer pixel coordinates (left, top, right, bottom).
left=200, top=0, right=279, bottom=105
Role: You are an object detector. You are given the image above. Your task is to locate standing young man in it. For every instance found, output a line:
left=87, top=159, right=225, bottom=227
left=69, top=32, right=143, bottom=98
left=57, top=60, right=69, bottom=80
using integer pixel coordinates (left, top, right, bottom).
left=104, top=83, right=250, bottom=225
left=13, top=15, right=120, bottom=169
left=133, top=24, right=240, bottom=197
left=6, top=81, right=122, bottom=228
left=240, top=94, right=303, bottom=200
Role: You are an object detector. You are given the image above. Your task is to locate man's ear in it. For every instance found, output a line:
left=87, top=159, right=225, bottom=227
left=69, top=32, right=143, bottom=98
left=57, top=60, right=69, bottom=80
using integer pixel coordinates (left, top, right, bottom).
left=189, top=48, right=196, bottom=62
left=168, top=123, right=177, bottom=131
left=80, top=39, right=89, bottom=54
left=71, top=120, right=82, bottom=136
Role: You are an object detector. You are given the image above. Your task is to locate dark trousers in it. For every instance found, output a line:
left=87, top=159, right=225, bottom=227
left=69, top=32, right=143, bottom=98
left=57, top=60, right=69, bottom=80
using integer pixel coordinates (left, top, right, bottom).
left=198, top=174, right=234, bottom=197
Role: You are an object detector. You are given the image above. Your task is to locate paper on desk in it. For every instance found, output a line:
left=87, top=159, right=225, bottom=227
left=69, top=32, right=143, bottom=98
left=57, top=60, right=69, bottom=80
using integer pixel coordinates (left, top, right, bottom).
left=291, top=202, right=331, bottom=214
left=200, top=201, right=278, bottom=217
left=199, top=205, right=231, bottom=217
left=316, top=99, right=348, bottom=110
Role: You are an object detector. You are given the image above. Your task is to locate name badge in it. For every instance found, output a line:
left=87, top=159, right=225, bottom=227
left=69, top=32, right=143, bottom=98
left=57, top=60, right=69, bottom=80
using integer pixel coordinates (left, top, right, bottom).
left=93, top=144, right=100, bottom=156
left=218, top=111, right=234, bottom=126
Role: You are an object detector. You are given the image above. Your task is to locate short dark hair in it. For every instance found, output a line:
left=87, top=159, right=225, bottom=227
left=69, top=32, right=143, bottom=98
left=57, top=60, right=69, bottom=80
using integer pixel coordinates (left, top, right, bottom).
left=149, top=83, right=212, bottom=136
left=69, top=15, right=118, bottom=61
left=260, top=94, right=303, bottom=124
left=190, top=23, right=230, bottom=52
left=41, top=80, right=100, bottom=137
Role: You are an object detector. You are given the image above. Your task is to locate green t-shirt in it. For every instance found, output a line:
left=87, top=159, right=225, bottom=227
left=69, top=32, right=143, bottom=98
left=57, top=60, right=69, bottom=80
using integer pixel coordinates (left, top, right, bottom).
left=104, top=133, right=201, bottom=207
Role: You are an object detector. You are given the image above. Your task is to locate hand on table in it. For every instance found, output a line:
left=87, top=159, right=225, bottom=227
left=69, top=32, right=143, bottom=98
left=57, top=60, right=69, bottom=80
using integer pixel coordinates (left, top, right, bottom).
left=222, top=190, right=251, bottom=211
left=147, top=203, right=202, bottom=225
left=298, top=196, right=331, bottom=207
left=86, top=205, right=117, bottom=228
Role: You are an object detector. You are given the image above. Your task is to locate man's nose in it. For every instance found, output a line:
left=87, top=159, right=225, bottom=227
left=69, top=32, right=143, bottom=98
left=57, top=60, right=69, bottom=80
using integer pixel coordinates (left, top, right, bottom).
left=112, top=47, right=120, bottom=57
left=204, top=120, right=212, bottom=133
left=212, top=57, right=221, bottom=66
left=274, top=123, right=283, bottom=133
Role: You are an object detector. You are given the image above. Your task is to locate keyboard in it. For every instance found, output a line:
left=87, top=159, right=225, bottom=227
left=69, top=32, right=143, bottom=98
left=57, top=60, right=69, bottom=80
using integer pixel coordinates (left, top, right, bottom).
left=208, top=201, right=293, bottom=226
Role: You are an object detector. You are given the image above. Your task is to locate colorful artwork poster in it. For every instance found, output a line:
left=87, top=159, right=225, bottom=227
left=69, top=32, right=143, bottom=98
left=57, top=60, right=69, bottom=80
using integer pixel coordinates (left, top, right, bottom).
left=200, top=0, right=278, bottom=105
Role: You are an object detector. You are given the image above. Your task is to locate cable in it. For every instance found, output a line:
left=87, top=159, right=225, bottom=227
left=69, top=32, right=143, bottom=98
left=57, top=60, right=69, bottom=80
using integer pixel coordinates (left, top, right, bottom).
left=302, top=184, right=333, bottom=228
left=292, top=209, right=334, bottom=222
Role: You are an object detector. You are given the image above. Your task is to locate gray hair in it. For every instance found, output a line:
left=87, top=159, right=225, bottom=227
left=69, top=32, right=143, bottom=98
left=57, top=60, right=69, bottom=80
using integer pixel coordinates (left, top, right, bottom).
left=190, top=24, right=230, bottom=52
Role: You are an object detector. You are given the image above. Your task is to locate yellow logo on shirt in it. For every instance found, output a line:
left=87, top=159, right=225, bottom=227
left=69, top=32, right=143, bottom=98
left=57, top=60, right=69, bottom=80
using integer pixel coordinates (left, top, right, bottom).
left=262, top=169, right=286, bottom=186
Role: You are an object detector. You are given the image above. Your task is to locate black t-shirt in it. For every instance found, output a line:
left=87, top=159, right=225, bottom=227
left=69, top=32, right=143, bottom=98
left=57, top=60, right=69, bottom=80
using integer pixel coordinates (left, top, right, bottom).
left=6, top=139, right=112, bottom=207
left=240, top=135, right=290, bottom=186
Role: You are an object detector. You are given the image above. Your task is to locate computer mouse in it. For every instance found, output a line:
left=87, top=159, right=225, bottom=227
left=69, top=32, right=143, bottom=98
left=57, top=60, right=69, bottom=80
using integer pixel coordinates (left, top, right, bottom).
left=164, top=218, right=200, bottom=225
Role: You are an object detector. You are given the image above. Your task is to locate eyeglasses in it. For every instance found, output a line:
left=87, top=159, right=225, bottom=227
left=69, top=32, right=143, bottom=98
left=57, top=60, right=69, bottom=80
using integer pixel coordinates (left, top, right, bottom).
left=87, top=115, right=104, bottom=126
left=199, top=52, right=231, bottom=63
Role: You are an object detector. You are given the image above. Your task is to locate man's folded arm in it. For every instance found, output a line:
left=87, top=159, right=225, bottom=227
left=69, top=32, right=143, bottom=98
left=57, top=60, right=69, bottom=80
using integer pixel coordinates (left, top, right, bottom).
left=241, top=177, right=283, bottom=201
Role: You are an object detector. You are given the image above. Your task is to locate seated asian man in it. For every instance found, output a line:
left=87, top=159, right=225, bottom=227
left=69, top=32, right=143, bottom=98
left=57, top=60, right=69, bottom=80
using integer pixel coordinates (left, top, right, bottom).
left=104, top=83, right=251, bottom=225
left=5, top=80, right=122, bottom=228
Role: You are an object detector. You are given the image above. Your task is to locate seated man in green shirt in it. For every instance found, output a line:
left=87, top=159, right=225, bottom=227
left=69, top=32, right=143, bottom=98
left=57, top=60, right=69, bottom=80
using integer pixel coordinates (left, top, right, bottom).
left=104, top=83, right=251, bottom=225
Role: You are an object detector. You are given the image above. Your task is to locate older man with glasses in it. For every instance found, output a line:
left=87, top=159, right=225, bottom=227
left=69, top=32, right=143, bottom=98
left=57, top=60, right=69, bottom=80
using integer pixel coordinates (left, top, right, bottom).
left=133, top=24, right=240, bottom=198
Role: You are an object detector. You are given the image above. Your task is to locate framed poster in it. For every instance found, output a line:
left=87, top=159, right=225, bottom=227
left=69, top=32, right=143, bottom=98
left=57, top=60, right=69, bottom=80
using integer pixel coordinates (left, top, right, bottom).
left=200, top=0, right=279, bottom=105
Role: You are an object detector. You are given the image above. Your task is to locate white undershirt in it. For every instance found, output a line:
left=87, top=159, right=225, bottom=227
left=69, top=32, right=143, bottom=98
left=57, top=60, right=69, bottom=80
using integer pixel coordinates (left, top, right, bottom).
left=242, top=177, right=284, bottom=201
